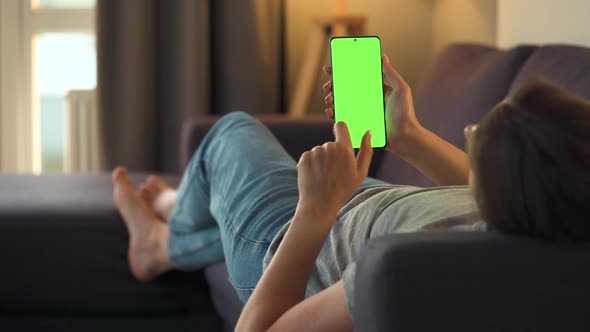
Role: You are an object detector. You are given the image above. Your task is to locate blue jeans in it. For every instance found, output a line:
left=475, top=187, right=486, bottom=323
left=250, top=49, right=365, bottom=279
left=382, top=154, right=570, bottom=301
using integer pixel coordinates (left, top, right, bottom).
left=167, top=112, right=386, bottom=302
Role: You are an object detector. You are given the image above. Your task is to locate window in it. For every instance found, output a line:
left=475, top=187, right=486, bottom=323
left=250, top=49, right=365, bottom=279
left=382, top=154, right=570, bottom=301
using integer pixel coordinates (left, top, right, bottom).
left=34, top=0, right=95, bottom=8
left=0, top=0, right=95, bottom=173
left=36, top=33, right=96, bottom=171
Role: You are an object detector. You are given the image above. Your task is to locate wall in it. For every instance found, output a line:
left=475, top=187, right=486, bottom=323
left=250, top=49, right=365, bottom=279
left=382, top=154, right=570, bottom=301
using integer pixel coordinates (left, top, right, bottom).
left=286, top=0, right=433, bottom=115
left=497, top=0, right=590, bottom=48
left=431, top=0, right=497, bottom=58
left=272, top=0, right=590, bottom=115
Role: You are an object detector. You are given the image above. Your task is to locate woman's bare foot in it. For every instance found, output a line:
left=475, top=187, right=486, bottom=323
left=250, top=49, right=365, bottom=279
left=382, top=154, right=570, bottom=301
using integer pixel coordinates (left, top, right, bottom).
left=138, top=175, right=177, bottom=221
left=112, top=167, right=175, bottom=281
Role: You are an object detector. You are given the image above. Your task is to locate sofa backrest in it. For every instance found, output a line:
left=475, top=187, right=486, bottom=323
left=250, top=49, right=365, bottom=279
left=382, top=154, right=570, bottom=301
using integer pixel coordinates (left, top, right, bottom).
left=376, top=43, right=536, bottom=186
left=508, top=44, right=590, bottom=100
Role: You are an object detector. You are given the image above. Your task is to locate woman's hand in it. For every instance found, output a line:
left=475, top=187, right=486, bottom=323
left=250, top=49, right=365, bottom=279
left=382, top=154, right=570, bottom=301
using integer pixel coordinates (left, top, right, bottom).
left=322, top=55, right=422, bottom=158
left=296, top=122, right=373, bottom=224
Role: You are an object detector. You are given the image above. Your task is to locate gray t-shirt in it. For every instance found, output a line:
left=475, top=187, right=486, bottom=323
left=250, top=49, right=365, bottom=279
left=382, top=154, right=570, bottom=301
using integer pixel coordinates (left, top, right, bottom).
left=262, top=184, right=485, bottom=312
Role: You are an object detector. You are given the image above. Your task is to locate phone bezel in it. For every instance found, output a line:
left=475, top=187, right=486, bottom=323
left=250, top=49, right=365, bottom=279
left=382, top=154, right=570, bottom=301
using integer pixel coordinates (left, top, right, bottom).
left=329, top=35, right=387, bottom=149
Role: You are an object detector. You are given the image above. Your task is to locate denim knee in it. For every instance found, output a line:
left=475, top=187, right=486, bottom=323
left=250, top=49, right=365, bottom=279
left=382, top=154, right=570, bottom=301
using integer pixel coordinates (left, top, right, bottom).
left=219, top=111, right=256, bottom=125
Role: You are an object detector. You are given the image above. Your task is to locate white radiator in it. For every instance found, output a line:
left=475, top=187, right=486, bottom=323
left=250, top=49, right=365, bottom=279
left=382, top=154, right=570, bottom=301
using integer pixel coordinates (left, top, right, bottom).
left=64, top=89, right=101, bottom=172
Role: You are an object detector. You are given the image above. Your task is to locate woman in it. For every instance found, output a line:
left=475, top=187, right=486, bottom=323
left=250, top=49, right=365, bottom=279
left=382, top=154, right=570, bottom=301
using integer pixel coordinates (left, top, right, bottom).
left=112, top=55, right=590, bottom=331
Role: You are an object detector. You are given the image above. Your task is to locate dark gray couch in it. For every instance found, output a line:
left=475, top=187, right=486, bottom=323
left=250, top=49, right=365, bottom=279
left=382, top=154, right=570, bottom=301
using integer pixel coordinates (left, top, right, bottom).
left=1, top=43, right=590, bottom=331
left=183, top=43, right=590, bottom=331
left=0, top=174, right=223, bottom=331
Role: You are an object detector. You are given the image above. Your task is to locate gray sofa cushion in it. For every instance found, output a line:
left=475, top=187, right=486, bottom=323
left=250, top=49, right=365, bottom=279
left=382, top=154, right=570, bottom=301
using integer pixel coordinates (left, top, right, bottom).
left=0, top=173, right=219, bottom=326
left=204, top=262, right=243, bottom=331
left=509, top=44, right=590, bottom=100
left=376, top=44, right=536, bottom=186
left=181, top=115, right=334, bottom=170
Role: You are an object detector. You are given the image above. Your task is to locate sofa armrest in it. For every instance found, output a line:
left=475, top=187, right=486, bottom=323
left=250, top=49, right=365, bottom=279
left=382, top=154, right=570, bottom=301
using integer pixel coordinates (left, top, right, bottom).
left=353, top=232, right=590, bottom=332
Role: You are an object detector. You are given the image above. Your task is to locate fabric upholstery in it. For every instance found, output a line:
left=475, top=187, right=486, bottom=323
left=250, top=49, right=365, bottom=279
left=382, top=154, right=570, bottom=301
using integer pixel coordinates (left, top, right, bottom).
left=354, top=232, right=590, bottom=332
left=181, top=115, right=387, bottom=177
left=0, top=174, right=221, bottom=330
left=509, top=45, right=590, bottom=100
left=181, top=115, right=334, bottom=168
left=0, top=315, right=221, bottom=332
left=204, top=262, right=243, bottom=331
left=376, top=44, right=536, bottom=186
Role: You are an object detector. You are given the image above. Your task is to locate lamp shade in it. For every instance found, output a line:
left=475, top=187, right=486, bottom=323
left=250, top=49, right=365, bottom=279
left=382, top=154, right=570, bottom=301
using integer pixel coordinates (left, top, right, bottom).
left=334, top=0, right=347, bottom=16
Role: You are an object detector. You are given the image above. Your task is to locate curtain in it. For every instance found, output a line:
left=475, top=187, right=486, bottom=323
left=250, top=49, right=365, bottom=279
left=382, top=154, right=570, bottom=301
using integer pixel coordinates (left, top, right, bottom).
left=97, top=0, right=210, bottom=172
left=210, top=0, right=283, bottom=116
left=97, top=0, right=283, bottom=173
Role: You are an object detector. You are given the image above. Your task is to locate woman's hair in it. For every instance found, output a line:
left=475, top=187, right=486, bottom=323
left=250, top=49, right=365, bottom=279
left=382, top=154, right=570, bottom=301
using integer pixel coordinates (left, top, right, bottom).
left=469, top=78, right=590, bottom=242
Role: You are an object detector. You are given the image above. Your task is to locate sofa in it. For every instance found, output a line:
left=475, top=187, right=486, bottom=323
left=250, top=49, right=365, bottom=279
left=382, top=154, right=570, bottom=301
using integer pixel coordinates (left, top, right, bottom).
left=0, top=174, right=223, bottom=331
left=1, top=43, right=590, bottom=331
left=183, top=43, right=590, bottom=331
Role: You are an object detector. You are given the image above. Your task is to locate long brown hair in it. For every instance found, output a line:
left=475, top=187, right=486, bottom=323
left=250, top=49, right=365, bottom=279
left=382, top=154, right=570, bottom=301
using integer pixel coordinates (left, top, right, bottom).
left=469, top=78, right=590, bottom=242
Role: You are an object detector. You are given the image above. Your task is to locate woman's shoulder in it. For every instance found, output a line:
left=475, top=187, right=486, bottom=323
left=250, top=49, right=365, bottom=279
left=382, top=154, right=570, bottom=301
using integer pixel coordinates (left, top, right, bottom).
left=364, top=184, right=481, bottom=234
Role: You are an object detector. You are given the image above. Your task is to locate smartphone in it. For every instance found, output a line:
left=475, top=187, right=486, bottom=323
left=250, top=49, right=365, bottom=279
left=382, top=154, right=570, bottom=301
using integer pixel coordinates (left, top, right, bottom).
left=330, top=36, right=386, bottom=148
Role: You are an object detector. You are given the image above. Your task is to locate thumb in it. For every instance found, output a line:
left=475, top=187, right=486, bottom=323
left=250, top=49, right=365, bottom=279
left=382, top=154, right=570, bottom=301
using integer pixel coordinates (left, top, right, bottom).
left=382, top=54, right=406, bottom=87
left=356, top=130, right=373, bottom=178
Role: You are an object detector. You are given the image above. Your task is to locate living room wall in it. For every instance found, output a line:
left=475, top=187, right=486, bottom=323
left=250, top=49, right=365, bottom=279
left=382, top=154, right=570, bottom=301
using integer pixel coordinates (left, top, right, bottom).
left=285, top=0, right=433, bottom=115
left=285, top=0, right=590, bottom=116
left=284, top=0, right=501, bottom=116
left=497, top=0, right=590, bottom=48
left=431, top=0, right=497, bottom=58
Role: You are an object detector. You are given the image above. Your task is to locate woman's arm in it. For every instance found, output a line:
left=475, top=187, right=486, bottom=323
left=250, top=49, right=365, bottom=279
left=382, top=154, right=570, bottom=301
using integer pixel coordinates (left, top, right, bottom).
left=395, top=123, right=470, bottom=186
left=236, top=211, right=353, bottom=332
left=323, top=55, right=470, bottom=185
left=236, top=122, right=372, bottom=332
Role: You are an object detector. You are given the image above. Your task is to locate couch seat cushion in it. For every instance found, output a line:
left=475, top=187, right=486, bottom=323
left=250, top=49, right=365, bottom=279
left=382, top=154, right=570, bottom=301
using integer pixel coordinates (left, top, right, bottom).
left=0, top=173, right=216, bottom=317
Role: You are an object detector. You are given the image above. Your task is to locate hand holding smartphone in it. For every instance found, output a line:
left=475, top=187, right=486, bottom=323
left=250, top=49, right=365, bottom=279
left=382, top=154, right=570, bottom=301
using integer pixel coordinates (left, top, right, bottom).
left=330, top=36, right=386, bottom=149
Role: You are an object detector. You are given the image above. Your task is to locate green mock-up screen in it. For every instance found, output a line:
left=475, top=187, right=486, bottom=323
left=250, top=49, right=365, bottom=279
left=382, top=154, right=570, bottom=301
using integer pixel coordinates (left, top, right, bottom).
left=330, top=36, right=386, bottom=148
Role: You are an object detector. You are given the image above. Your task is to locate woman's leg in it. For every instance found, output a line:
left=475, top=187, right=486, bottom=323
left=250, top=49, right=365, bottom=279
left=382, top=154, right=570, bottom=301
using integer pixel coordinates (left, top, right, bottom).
left=168, top=112, right=300, bottom=301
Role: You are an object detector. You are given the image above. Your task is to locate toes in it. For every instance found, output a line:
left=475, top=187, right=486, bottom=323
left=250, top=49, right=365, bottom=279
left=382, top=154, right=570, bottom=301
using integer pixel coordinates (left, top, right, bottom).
left=146, top=175, right=158, bottom=184
left=143, top=176, right=160, bottom=193
left=112, top=166, right=134, bottom=192
left=147, top=175, right=166, bottom=188
left=141, top=183, right=157, bottom=198
left=146, top=180, right=158, bottom=190
left=138, top=178, right=155, bottom=194
left=112, top=166, right=127, bottom=182
left=139, top=187, right=153, bottom=202
left=146, top=175, right=173, bottom=190
left=138, top=182, right=150, bottom=192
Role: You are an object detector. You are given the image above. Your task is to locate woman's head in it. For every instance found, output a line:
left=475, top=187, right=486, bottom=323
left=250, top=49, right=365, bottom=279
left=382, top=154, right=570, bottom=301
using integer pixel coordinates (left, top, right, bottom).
left=469, top=78, right=590, bottom=242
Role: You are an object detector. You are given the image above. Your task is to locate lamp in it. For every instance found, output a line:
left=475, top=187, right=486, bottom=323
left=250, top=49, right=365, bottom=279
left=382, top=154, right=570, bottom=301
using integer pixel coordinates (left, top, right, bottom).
left=335, top=0, right=347, bottom=16
left=288, top=0, right=367, bottom=117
